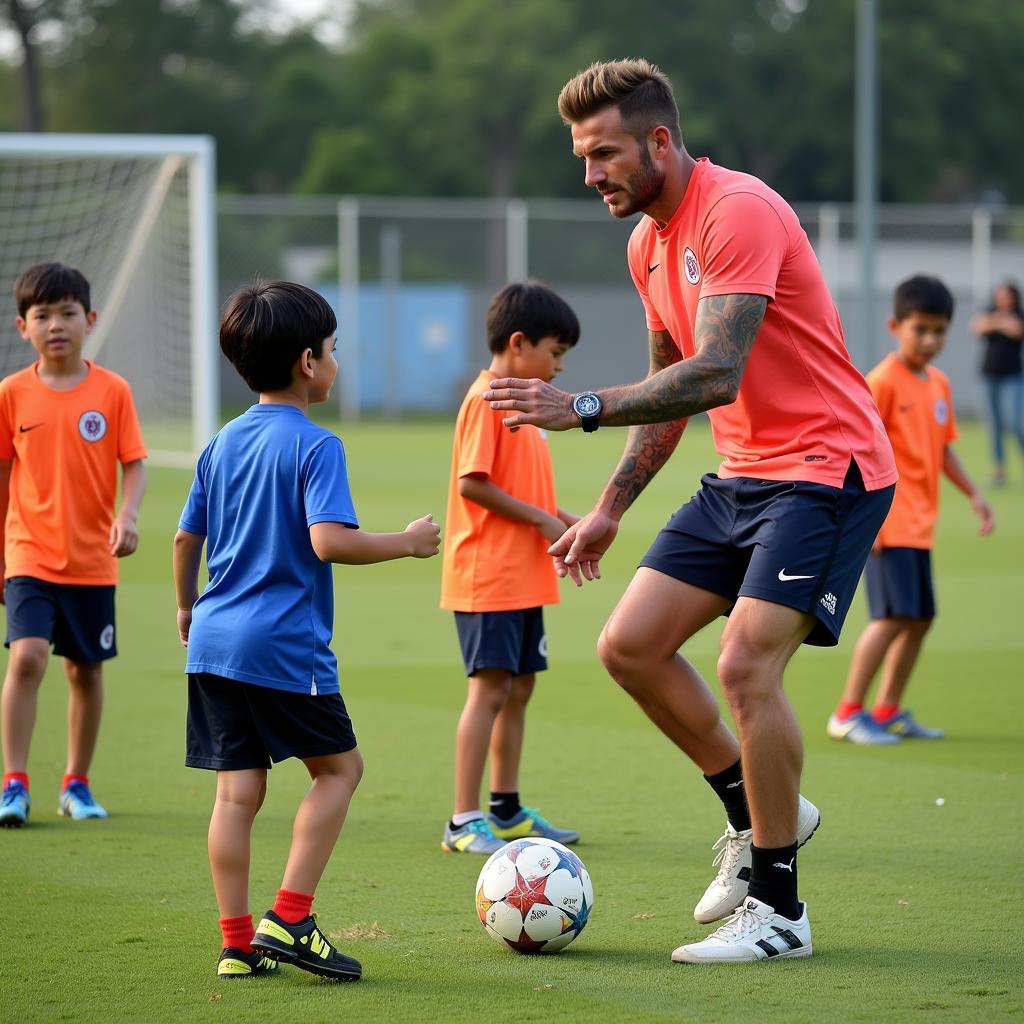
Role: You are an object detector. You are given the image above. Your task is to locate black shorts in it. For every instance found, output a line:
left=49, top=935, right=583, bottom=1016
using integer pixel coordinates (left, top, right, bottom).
left=639, top=461, right=895, bottom=647
left=865, top=547, right=935, bottom=620
left=4, top=576, right=117, bottom=663
left=453, top=608, right=548, bottom=677
left=185, top=672, right=358, bottom=771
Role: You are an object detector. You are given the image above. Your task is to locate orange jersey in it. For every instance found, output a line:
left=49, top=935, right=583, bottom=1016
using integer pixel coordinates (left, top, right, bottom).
left=441, top=371, right=560, bottom=612
left=0, top=361, right=147, bottom=584
left=868, top=354, right=957, bottom=549
left=627, top=158, right=897, bottom=491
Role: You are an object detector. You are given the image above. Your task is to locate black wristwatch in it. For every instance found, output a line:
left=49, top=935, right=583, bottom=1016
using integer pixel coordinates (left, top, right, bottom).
left=572, top=391, right=603, bottom=432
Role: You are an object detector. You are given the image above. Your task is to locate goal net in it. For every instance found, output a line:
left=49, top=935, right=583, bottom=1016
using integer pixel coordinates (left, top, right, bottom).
left=0, top=134, right=218, bottom=464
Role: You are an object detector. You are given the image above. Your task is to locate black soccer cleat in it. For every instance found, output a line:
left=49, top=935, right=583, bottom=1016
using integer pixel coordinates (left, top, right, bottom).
left=217, top=946, right=280, bottom=979
left=252, top=909, right=362, bottom=981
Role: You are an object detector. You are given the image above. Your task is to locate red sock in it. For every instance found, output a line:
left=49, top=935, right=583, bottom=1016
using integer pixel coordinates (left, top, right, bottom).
left=220, top=914, right=255, bottom=954
left=3, top=772, right=29, bottom=790
left=273, top=888, right=314, bottom=924
left=62, top=774, right=89, bottom=792
left=872, top=704, right=900, bottom=724
left=836, top=701, right=863, bottom=722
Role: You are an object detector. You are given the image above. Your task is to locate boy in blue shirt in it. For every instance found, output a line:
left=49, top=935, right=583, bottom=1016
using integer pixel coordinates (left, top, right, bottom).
left=173, top=281, right=440, bottom=980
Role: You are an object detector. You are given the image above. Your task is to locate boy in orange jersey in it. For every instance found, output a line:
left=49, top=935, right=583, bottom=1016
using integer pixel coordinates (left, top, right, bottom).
left=829, top=276, right=994, bottom=745
left=0, top=263, right=147, bottom=826
left=440, top=282, right=581, bottom=854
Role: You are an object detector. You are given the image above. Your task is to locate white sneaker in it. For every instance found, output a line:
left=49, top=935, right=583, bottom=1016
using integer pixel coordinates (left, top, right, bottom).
left=674, top=897, right=812, bottom=963
left=827, top=710, right=902, bottom=745
left=692, top=794, right=820, bottom=924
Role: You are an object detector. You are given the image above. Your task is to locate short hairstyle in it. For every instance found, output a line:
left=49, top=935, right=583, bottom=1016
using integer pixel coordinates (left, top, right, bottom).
left=486, top=281, right=580, bottom=354
left=15, top=262, right=91, bottom=316
left=893, top=275, right=955, bottom=322
left=557, top=59, right=681, bottom=147
left=220, top=280, right=336, bottom=393
left=994, top=281, right=1022, bottom=314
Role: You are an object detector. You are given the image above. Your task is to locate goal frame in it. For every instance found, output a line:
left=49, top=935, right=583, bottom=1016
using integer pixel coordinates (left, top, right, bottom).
left=0, top=133, right=218, bottom=458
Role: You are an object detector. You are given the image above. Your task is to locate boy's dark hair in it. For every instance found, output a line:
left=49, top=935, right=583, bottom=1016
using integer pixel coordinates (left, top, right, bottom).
left=558, top=59, right=682, bottom=148
left=15, top=262, right=91, bottom=316
left=893, top=275, right=954, bottom=322
left=486, top=281, right=580, bottom=354
left=220, top=280, right=337, bottom=393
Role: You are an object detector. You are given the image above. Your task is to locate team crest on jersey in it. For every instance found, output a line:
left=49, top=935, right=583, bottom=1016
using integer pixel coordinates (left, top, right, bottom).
left=99, top=624, right=114, bottom=650
left=933, top=397, right=949, bottom=426
left=683, top=246, right=701, bottom=285
left=79, top=410, right=107, bottom=442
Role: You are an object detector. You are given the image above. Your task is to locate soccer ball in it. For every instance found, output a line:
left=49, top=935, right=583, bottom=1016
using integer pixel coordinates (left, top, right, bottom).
left=475, top=838, right=594, bottom=953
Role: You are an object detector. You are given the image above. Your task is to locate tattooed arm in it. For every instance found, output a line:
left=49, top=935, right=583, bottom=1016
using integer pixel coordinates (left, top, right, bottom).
left=598, top=328, right=686, bottom=520
left=600, top=293, right=766, bottom=425
left=484, top=293, right=767, bottom=431
left=508, top=296, right=768, bottom=585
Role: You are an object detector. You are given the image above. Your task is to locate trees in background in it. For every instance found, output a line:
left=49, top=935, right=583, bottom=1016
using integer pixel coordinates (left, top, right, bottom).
left=1, top=0, right=1022, bottom=203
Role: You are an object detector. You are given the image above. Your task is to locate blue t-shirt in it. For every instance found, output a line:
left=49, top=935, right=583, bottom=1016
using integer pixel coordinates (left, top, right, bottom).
left=178, top=404, right=358, bottom=694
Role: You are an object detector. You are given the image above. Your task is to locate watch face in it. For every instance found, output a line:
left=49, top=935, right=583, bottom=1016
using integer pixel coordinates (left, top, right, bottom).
left=574, top=393, right=601, bottom=418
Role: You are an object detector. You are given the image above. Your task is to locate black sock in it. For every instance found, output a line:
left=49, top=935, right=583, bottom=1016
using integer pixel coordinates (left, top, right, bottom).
left=489, top=791, right=521, bottom=821
left=747, top=842, right=800, bottom=921
left=703, top=760, right=751, bottom=832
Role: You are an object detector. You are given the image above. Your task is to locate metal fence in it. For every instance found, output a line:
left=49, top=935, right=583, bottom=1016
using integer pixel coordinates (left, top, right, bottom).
left=217, top=195, right=1024, bottom=418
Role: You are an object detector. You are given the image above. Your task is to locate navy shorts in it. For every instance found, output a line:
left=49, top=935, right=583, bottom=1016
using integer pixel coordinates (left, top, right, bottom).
left=453, top=608, right=548, bottom=677
left=185, top=672, right=358, bottom=771
left=639, top=461, right=895, bottom=646
left=865, top=547, right=935, bottom=620
left=4, top=576, right=117, bottom=663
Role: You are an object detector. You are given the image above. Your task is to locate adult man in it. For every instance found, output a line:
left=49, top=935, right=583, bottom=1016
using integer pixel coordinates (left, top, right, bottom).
left=484, top=59, right=897, bottom=963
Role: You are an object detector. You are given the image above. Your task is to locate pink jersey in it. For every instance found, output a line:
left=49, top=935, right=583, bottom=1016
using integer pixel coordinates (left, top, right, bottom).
left=627, top=158, right=897, bottom=490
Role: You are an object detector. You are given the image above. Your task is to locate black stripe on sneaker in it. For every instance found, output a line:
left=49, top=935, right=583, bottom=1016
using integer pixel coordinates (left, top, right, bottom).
left=756, top=939, right=781, bottom=957
left=771, top=926, right=804, bottom=951
left=737, top=866, right=751, bottom=881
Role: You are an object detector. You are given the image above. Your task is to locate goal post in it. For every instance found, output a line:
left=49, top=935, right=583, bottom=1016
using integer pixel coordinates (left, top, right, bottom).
left=0, top=133, right=218, bottom=463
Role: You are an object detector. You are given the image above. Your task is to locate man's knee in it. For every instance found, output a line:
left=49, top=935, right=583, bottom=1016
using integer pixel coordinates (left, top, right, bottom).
left=717, top=642, right=780, bottom=713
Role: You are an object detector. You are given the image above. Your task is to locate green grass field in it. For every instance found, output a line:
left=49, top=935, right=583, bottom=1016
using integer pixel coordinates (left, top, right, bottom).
left=2, top=418, right=1022, bottom=1023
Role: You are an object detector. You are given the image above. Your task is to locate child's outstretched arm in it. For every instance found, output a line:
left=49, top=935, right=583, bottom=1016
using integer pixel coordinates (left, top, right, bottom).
left=309, top=515, right=441, bottom=565
left=172, top=528, right=205, bottom=646
left=111, top=458, right=147, bottom=557
left=943, top=447, right=995, bottom=535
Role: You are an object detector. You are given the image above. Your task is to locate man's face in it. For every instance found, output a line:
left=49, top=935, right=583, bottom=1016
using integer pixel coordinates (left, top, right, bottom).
left=571, top=107, right=665, bottom=219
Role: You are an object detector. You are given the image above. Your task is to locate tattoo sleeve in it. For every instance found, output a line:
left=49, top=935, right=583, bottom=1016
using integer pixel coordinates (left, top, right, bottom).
left=599, top=294, right=768, bottom=427
left=598, top=330, right=687, bottom=518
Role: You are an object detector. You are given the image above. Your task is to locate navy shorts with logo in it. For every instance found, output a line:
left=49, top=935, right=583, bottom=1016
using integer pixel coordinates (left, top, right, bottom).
left=639, top=461, right=895, bottom=646
left=4, top=576, right=117, bottom=662
left=454, top=608, right=548, bottom=677
left=865, top=547, right=935, bottom=620
left=185, top=672, right=358, bottom=771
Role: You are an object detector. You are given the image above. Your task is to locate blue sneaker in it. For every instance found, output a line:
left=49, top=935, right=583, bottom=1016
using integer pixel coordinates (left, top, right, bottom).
left=876, top=709, right=944, bottom=739
left=441, top=817, right=505, bottom=854
left=827, top=710, right=901, bottom=745
left=488, top=806, right=580, bottom=845
left=0, top=781, right=30, bottom=828
left=58, top=780, right=109, bottom=819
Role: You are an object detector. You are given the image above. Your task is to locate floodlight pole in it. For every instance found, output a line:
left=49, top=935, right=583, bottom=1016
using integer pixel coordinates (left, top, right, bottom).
left=855, top=0, right=878, bottom=367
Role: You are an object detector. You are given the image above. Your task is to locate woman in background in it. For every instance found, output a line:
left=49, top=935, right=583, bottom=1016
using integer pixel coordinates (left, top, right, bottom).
left=972, top=282, right=1024, bottom=485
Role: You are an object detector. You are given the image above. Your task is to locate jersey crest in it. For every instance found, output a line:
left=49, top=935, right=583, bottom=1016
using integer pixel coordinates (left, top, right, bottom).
left=78, top=410, right=107, bottom=442
left=683, top=246, right=701, bottom=285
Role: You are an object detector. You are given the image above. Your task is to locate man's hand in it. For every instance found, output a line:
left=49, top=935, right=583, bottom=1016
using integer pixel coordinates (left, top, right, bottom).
left=177, top=607, right=192, bottom=647
left=110, top=513, right=139, bottom=557
left=547, top=510, right=619, bottom=586
left=483, top=378, right=577, bottom=431
left=405, top=514, right=442, bottom=557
